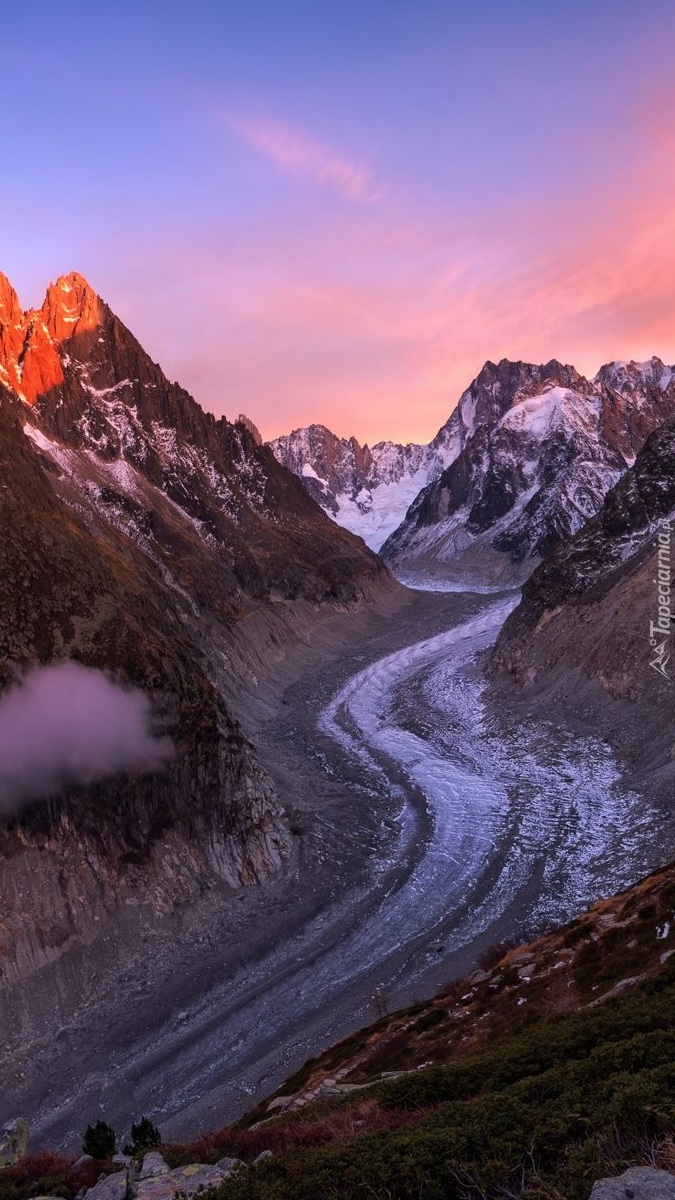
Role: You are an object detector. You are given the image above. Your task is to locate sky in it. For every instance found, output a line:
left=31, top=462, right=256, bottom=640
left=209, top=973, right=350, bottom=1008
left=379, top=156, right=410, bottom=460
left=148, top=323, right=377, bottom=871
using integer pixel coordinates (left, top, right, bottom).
left=2, top=0, right=675, bottom=444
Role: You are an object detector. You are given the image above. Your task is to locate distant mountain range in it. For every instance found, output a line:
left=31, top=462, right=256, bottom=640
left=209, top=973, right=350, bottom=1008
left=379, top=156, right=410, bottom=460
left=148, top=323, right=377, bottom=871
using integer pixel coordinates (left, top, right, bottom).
left=270, top=356, right=675, bottom=581
left=268, top=418, right=464, bottom=552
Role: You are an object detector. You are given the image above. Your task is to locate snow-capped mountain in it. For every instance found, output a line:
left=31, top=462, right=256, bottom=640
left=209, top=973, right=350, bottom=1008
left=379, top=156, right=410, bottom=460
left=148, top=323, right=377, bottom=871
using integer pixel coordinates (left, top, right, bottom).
left=490, top=408, right=675, bottom=715
left=268, top=417, right=470, bottom=551
left=271, top=357, right=675, bottom=580
left=380, top=357, right=675, bottom=583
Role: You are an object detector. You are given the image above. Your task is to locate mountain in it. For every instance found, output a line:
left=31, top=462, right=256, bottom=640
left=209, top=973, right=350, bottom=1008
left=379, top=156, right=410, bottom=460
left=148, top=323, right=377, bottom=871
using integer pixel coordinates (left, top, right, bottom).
left=271, top=357, right=675, bottom=583
left=268, top=418, right=466, bottom=551
left=0, top=272, right=386, bottom=607
left=0, top=392, right=288, bottom=960
left=489, top=410, right=675, bottom=736
left=0, top=273, right=389, bottom=1065
left=381, top=357, right=675, bottom=583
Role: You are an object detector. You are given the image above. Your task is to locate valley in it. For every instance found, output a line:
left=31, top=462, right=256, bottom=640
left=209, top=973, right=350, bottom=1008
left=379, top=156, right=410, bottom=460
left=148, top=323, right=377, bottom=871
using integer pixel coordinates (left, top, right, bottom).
left=3, top=9, right=675, bottom=1194
left=1, top=271, right=675, bottom=1189
left=5, top=578, right=672, bottom=1153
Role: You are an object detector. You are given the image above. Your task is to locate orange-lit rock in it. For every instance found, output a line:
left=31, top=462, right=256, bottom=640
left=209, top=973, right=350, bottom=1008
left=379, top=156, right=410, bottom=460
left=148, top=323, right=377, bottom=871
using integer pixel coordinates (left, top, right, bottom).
left=19, top=317, right=65, bottom=403
left=0, top=270, right=101, bottom=405
left=0, top=273, right=25, bottom=394
left=40, top=271, right=101, bottom=342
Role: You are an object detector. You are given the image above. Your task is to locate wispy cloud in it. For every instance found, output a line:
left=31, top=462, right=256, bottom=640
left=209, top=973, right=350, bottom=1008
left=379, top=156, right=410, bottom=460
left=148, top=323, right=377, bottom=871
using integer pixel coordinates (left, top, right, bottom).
left=223, top=113, right=381, bottom=202
left=102, top=76, right=675, bottom=446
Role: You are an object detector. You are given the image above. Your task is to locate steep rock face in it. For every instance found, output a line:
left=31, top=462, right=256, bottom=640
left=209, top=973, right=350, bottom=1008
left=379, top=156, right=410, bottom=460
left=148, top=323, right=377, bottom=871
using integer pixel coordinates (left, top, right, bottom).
left=380, top=357, right=675, bottom=581
left=0, top=397, right=288, bottom=1009
left=489, top=415, right=675, bottom=707
left=0, top=272, right=386, bottom=608
left=0, top=272, right=390, bottom=1037
left=0, top=272, right=98, bottom=402
left=597, top=358, right=675, bottom=462
left=268, top=416, right=466, bottom=551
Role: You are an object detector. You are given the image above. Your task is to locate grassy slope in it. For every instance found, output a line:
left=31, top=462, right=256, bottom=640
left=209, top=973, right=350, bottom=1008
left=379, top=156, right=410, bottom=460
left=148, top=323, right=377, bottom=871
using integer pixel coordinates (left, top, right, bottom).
left=5, top=862, right=675, bottom=1200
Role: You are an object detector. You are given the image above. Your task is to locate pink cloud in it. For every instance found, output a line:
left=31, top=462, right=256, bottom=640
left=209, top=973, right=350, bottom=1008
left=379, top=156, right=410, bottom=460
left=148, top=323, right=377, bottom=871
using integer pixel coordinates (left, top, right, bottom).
left=85, top=77, right=675, bottom=446
left=222, top=112, right=381, bottom=203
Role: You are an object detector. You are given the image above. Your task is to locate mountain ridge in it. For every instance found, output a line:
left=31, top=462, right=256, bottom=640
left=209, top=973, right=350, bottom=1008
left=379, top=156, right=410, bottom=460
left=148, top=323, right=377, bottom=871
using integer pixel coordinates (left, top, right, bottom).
left=0, top=270, right=387, bottom=607
left=268, top=418, right=461, bottom=551
left=270, top=355, right=675, bottom=579
left=488, top=408, right=675, bottom=712
left=0, top=269, right=393, bottom=1133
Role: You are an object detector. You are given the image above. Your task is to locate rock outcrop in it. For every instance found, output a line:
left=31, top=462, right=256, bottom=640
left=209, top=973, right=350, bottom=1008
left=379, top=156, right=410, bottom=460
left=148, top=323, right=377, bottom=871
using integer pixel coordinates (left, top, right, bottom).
left=0, top=1117, right=28, bottom=1167
left=81, top=1151, right=247, bottom=1200
left=489, top=414, right=675, bottom=706
left=590, top=1167, right=675, bottom=1200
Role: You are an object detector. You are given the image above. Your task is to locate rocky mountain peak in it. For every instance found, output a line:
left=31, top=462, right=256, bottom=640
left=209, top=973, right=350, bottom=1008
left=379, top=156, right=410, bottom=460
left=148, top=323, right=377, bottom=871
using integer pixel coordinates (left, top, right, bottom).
left=594, top=356, right=675, bottom=464
left=236, top=413, right=263, bottom=445
left=0, top=275, right=25, bottom=395
left=0, top=271, right=102, bottom=405
left=377, top=354, right=675, bottom=581
left=594, top=356, right=673, bottom=394
left=0, top=273, right=22, bottom=326
left=461, top=358, right=586, bottom=429
left=0, top=267, right=386, bottom=610
left=269, top=422, right=457, bottom=551
left=39, top=271, right=101, bottom=342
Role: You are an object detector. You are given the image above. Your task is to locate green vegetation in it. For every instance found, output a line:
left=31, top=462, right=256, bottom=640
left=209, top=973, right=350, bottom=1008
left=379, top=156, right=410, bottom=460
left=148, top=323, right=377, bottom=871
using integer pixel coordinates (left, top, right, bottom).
left=82, top=1121, right=116, bottom=1160
left=5, top=865, right=675, bottom=1200
left=209, top=959, right=675, bottom=1200
left=124, top=1117, right=162, bottom=1156
left=5, top=965, right=675, bottom=1199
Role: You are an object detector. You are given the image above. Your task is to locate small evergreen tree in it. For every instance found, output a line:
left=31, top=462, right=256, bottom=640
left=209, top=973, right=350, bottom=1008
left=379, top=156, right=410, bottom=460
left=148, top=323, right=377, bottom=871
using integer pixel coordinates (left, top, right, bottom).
left=82, top=1121, right=116, bottom=1159
left=124, top=1116, right=161, bottom=1156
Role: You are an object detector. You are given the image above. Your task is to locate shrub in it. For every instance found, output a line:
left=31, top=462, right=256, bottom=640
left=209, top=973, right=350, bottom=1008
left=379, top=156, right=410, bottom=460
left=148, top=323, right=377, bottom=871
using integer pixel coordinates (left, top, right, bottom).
left=124, top=1117, right=161, bottom=1156
left=82, top=1121, right=116, bottom=1160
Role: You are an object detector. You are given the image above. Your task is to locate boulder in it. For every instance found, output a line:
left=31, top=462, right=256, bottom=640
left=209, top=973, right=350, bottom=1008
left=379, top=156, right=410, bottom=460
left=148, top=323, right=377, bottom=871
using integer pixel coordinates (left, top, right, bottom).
left=215, top=1157, right=245, bottom=1174
left=83, top=1170, right=129, bottom=1200
left=253, top=1151, right=274, bottom=1166
left=590, top=1167, right=675, bottom=1200
left=139, top=1153, right=170, bottom=1180
left=0, top=1118, right=28, bottom=1167
left=135, top=1164, right=230, bottom=1200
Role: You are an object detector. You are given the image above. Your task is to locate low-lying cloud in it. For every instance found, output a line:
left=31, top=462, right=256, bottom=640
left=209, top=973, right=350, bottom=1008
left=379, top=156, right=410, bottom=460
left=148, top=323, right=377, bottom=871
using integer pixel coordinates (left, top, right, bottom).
left=0, top=662, right=174, bottom=816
